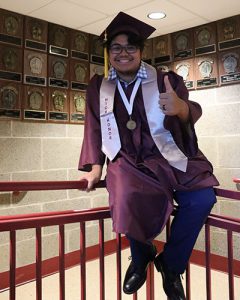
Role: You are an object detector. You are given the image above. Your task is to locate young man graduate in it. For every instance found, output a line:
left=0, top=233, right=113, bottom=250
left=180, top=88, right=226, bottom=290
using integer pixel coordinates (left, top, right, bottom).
left=78, top=11, right=219, bottom=300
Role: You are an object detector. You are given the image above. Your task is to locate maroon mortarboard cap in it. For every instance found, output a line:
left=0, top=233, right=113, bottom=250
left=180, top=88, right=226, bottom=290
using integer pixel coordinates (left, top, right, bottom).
left=100, top=11, right=156, bottom=42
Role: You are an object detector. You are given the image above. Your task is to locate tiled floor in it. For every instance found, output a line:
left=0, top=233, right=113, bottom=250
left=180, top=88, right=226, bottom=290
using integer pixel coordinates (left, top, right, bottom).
left=1, top=249, right=240, bottom=300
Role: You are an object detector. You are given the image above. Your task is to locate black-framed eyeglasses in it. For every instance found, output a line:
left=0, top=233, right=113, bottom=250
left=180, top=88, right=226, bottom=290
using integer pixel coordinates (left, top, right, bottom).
left=109, top=44, right=139, bottom=54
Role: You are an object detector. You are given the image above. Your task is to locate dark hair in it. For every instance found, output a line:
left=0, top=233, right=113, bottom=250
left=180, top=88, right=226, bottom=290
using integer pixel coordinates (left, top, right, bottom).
left=105, top=31, right=145, bottom=52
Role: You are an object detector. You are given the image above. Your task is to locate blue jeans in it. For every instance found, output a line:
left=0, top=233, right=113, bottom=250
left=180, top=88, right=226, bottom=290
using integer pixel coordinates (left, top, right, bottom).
left=128, top=187, right=216, bottom=274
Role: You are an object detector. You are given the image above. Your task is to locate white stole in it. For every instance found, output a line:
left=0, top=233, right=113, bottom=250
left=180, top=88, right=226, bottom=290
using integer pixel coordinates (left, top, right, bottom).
left=100, top=64, right=188, bottom=172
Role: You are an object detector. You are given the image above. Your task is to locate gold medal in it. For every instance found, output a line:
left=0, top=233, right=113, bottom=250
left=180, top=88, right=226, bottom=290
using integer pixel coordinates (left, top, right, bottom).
left=126, top=118, right=136, bottom=130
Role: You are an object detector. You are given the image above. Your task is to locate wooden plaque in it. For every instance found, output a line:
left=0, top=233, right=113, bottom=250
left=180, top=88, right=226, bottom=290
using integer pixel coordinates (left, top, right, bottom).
left=142, top=38, right=153, bottom=65
left=153, top=34, right=172, bottom=64
left=90, top=63, right=104, bottom=79
left=48, top=55, right=69, bottom=89
left=0, top=81, right=21, bottom=119
left=48, top=23, right=69, bottom=57
left=194, top=22, right=217, bottom=56
left=70, top=90, right=86, bottom=123
left=70, top=59, right=89, bottom=90
left=172, top=29, right=194, bottom=60
left=0, top=9, right=23, bottom=46
left=48, top=87, right=69, bottom=122
left=156, top=62, right=173, bottom=73
left=217, top=15, right=240, bottom=51
left=218, top=48, right=240, bottom=85
left=173, top=58, right=195, bottom=90
left=89, top=34, right=104, bottom=65
left=23, top=85, right=47, bottom=120
left=195, top=54, right=218, bottom=89
left=0, top=45, right=22, bottom=82
left=24, top=49, right=47, bottom=86
left=24, top=16, right=48, bottom=52
left=71, top=29, right=89, bottom=61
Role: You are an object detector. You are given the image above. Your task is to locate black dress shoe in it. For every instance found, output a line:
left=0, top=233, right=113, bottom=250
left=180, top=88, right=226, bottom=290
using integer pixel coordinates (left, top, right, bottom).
left=123, top=245, right=157, bottom=294
left=154, top=253, right=186, bottom=300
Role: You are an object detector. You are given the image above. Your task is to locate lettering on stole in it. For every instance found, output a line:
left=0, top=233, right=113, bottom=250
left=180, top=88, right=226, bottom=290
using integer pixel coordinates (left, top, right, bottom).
left=104, top=97, right=112, bottom=140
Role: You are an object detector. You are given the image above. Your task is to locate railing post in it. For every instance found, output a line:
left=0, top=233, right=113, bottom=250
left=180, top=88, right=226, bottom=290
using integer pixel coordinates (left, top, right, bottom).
left=10, top=230, right=16, bottom=300
left=36, top=227, right=42, bottom=300
left=80, top=222, right=86, bottom=300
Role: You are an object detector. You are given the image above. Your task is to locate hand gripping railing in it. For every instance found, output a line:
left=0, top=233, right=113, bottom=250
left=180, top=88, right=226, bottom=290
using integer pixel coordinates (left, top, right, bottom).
left=233, top=177, right=240, bottom=191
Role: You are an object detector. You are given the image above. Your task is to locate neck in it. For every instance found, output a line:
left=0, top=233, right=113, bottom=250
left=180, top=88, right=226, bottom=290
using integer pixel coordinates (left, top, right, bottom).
left=117, top=71, right=137, bottom=83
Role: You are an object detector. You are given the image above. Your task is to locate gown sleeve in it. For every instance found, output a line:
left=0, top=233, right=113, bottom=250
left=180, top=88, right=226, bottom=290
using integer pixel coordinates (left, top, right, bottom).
left=78, top=75, right=106, bottom=172
left=158, top=70, right=201, bottom=157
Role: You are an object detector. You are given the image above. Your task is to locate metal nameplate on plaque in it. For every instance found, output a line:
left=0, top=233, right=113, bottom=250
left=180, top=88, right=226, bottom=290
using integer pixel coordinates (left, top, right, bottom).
left=218, top=38, right=240, bottom=51
left=71, top=50, right=89, bottom=60
left=49, top=111, right=68, bottom=121
left=49, top=78, right=69, bottom=88
left=71, top=82, right=88, bottom=90
left=90, top=54, right=104, bottom=65
left=0, top=109, right=21, bottom=118
left=49, top=45, right=68, bottom=57
left=0, top=33, right=22, bottom=46
left=25, top=40, right=47, bottom=52
left=24, top=110, right=46, bottom=120
left=0, top=71, right=22, bottom=82
left=24, top=75, right=46, bottom=86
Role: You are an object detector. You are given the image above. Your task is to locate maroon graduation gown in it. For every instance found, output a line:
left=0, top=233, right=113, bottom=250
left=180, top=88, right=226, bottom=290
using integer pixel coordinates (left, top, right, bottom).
left=78, top=67, right=219, bottom=243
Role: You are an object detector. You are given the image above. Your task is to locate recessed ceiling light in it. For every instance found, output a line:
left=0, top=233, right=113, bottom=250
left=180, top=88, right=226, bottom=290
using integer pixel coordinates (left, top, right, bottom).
left=147, top=12, right=166, bottom=20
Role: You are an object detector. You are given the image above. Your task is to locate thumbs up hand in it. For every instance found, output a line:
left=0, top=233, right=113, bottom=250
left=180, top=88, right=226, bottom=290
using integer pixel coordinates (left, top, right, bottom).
left=159, top=76, right=189, bottom=122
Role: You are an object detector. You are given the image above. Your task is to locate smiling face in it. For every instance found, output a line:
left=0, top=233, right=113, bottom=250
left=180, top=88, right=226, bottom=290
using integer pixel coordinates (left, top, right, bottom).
left=109, top=34, right=142, bottom=82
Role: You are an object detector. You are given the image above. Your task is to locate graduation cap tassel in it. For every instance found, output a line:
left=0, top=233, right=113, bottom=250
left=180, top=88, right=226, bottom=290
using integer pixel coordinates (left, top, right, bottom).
left=104, top=31, right=108, bottom=78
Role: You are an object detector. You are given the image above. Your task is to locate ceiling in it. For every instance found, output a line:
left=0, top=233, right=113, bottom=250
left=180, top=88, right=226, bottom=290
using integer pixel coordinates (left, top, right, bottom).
left=0, top=0, right=240, bottom=38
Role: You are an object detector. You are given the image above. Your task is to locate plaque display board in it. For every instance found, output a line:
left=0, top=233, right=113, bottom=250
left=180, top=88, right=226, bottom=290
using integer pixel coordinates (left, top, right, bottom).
left=172, top=29, right=193, bottom=60
left=142, top=38, right=153, bottom=65
left=90, top=34, right=104, bottom=65
left=195, top=54, right=218, bottom=88
left=23, top=85, right=47, bottom=120
left=194, top=23, right=217, bottom=56
left=24, top=16, right=48, bottom=52
left=24, top=50, right=47, bottom=86
left=0, top=45, right=22, bottom=82
left=218, top=48, right=240, bottom=85
left=48, top=55, right=69, bottom=88
left=153, top=34, right=172, bottom=64
left=173, top=58, right=195, bottom=89
left=48, top=88, right=69, bottom=121
left=71, top=29, right=89, bottom=61
left=0, top=9, right=23, bottom=46
left=217, top=15, right=240, bottom=51
left=70, top=59, right=89, bottom=90
left=48, top=23, right=69, bottom=57
left=90, top=63, right=104, bottom=79
left=0, top=81, right=21, bottom=119
left=70, top=90, right=86, bottom=123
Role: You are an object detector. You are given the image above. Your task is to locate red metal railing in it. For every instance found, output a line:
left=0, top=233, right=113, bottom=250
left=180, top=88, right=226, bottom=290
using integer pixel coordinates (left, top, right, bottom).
left=0, top=181, right=240, bottom=300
